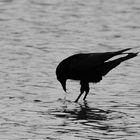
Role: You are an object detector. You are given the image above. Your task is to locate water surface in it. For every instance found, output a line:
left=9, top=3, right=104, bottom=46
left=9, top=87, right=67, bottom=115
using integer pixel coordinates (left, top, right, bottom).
left=0, top=0, right=140, bottom=139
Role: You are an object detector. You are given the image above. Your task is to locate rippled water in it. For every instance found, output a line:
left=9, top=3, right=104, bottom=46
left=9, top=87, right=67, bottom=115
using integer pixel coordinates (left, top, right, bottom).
left=0, top=0, right=140, bottom=139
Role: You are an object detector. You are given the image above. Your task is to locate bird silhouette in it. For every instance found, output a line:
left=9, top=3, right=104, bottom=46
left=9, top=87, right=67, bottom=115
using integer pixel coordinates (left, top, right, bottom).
left=56, top=48, right=138, bottom=102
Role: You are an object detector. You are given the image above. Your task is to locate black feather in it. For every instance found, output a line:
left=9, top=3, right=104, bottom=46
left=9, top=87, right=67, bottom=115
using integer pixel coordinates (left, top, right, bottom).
left=56, top=48, right=138, bottom=102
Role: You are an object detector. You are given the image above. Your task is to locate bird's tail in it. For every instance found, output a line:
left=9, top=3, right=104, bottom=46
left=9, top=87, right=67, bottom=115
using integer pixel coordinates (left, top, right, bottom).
left=115, top=48, right=132, bottom=55
left=101, top=52, right=138, bottom=76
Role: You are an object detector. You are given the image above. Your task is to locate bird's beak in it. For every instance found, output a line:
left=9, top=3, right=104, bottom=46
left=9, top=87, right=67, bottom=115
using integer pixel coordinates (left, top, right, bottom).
left=60, top=79, right=67, bottom=92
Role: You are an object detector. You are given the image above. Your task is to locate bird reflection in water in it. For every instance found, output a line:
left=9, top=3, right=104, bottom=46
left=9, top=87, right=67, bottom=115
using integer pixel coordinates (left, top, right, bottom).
left=70, top=101, right=108, bottom=121
left=50, top=100, right=133, bottom=138
left=52, top=100, right=111, bottom=133
left=53, top=100, right=109, bottom=121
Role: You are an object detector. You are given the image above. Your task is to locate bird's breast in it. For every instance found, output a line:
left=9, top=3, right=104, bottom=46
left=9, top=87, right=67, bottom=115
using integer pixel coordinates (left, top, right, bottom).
left=67, top=69, right=103, bottom=83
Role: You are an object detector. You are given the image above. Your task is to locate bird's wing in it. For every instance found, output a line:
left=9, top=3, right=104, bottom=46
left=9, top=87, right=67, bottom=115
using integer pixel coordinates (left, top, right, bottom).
left=69, top=48, right=131, bottom=72
left=69, top=53, right=112, bottom=71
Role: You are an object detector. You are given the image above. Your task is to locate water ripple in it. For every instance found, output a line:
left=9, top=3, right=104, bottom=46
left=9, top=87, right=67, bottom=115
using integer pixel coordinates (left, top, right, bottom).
left=0, top=0, right=140, bottom=139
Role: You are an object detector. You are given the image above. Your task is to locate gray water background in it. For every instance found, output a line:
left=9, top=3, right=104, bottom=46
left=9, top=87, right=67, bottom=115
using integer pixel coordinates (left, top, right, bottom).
left=0, top=0, right=140, bottom=139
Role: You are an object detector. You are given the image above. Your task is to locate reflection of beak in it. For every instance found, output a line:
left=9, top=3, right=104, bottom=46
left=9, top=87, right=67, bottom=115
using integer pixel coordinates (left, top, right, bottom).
left=60, top=80, right=67, bottom=92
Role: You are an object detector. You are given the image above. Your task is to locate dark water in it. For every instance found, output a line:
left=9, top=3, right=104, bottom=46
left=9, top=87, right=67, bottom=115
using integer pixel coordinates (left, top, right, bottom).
left=0, top=0, right=140, bottom=139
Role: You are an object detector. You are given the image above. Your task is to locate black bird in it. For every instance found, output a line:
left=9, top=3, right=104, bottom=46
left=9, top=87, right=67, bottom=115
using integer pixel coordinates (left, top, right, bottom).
left=56, top=48, right=138, bottom=102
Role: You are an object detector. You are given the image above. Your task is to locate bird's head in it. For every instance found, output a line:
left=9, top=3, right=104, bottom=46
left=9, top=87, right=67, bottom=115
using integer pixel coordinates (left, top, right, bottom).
left=57, top=76, right=67, bottom=92
left=56, top=62, right=68, bottom=92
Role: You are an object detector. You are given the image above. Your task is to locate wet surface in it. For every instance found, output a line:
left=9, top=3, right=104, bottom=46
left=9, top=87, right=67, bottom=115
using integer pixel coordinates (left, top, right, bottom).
left=0, top=0, right=140, bottom=139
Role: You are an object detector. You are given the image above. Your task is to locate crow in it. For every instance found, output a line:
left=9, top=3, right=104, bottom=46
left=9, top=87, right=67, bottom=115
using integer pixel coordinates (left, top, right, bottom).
left=56, top=48, right=138, bottom=102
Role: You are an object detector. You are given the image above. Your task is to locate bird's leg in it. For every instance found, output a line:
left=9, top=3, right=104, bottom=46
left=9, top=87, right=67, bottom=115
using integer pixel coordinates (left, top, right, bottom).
left=75, top=81, right=85, bottom=102
left=83, top=83, right=89, bottom=101
left=75, top=90, right=84, bottom=102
